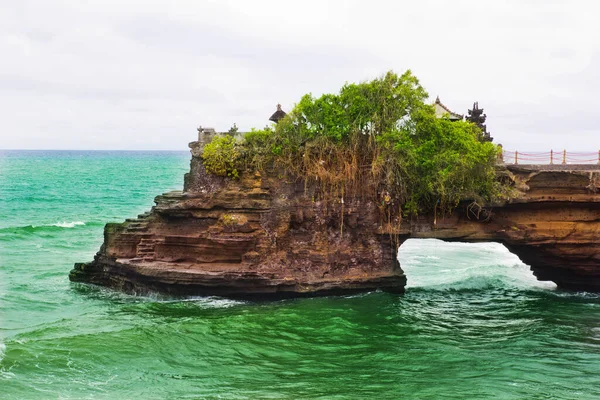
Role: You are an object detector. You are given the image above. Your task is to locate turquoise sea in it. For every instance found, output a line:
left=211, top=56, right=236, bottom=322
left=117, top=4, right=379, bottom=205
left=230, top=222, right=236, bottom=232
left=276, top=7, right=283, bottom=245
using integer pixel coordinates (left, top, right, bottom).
left=1, top=150, right=599, bottom=399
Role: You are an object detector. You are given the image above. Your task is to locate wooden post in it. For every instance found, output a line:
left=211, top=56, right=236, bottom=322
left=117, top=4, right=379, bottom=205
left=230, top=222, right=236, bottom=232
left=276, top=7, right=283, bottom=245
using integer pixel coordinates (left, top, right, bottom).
left=562, top=150, right=566, bottom=165
left=550, top=149, right=553, bottom=164
left=515, top=151, right=518, bottom=165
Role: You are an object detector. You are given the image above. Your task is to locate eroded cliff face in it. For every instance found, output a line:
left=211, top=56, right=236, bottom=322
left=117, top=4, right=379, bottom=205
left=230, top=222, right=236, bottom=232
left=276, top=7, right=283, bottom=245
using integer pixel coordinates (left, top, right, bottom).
left=70, top=135, right=600, bottom=296
left=70, top=139, right=405, bottom=298
left=406, top=165, right=600, bottom=291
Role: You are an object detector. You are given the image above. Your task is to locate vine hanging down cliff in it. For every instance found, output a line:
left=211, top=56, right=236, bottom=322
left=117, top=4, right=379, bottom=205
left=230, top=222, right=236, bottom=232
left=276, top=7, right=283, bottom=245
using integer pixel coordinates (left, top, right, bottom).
left=70, top=146, right=406, bottom=297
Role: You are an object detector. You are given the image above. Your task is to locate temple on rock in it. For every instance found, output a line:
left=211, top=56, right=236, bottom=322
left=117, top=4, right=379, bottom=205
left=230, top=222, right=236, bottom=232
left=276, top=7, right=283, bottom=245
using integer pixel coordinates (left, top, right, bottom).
left=433, top=96, right=463, bottom=121
left=269, top=104, right=287, bottom=123
left=466, top=102, right=493, bottom=142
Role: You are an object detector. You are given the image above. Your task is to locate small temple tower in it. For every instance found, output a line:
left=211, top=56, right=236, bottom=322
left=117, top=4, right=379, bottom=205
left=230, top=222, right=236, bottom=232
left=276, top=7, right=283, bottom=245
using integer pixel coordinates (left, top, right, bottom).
left=433, top=96, right=463, bottom=121
left=269, top=104, right=287, bottom=124
left=466, top=102, right=492, bottom=142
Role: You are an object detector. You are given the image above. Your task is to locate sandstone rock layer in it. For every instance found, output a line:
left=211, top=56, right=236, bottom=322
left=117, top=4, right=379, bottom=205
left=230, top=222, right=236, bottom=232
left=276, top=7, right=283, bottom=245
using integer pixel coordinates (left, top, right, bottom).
left=71, top=137, right=600, bottom=296
left=406, top=165, right=600, bottom=291
left=70, top=140, right=405, bottom=297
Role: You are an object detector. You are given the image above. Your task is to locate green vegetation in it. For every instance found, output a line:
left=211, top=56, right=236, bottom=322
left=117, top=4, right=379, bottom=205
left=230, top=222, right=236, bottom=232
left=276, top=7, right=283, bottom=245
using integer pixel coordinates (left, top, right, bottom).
left=220, top=214, right=239, bottom=227
left=202, top=135, right=240, bottom=179
left=203, top=70, right=502, bottom=220
left=228, top=123, right=239, bottom=135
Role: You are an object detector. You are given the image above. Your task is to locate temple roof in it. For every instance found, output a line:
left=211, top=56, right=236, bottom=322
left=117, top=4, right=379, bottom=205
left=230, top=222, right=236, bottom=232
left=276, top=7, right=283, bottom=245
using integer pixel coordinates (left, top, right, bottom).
left=433, top=96, right=463, bottom=121
left=269, top=104, right=287, bottom=123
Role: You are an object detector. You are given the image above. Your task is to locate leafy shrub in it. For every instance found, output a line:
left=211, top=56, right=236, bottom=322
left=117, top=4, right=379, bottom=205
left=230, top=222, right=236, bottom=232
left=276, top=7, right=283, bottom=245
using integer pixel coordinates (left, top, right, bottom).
left=220, top=214, right=238, bottom=226
left=239, top=127, right=277, bottom=172
left=202, top=135, right=240, bottom=179
left=378, top=110, right=499, bottom=215
left=206, top=70, right=503, bottom=225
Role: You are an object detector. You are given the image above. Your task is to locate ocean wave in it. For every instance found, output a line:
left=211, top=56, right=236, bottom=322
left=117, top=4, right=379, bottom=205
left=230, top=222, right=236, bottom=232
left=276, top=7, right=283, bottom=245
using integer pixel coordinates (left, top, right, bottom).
left=399, top=239, right=558, bottom=291
left=0, top=221, right=88, bottom=233
left=182, top=296, right=245, bottom=308
left=0, top=342, right=5, bottom=363
left=405, top=263, right=557, bottom=292
left=51, top=221, right=85, bottom=228
left=71, top=283, right=246, bottom=308
left=417, top=274, right=523, bottom=292
left=0, top=221, right=97, bottom=241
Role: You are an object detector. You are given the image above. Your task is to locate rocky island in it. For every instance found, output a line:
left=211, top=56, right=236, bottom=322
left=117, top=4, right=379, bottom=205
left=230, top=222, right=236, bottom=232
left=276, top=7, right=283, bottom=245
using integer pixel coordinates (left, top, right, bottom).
left=70, top=130, right=405, bottom=297
left=70, top=71, right=600, bottom=296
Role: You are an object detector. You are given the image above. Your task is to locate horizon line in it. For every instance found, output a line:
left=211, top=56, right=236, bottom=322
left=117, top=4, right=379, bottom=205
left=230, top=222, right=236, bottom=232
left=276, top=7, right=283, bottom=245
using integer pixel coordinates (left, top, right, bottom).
left=0, top=148, right=190, bottom=152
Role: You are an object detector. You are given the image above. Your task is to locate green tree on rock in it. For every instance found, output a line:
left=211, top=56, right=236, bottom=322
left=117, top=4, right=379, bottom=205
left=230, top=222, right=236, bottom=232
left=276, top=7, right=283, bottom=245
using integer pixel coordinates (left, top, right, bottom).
left=203, top=70, right=501, bottom=220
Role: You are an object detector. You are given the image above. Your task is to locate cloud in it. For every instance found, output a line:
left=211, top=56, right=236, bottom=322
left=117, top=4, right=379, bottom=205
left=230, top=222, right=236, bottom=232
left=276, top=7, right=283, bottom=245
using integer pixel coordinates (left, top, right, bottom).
left=0, top=0, right=598, bottom=150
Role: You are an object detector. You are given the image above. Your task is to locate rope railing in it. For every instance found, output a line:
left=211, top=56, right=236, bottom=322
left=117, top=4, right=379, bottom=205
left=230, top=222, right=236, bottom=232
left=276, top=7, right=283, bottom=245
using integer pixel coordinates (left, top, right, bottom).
left=502, top=150, right=600, bottom=165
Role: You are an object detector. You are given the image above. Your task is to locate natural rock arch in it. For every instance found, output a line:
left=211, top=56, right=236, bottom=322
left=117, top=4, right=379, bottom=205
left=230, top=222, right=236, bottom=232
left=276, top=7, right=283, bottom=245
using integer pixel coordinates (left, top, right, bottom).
left=70, top=140, right=600, bottom=296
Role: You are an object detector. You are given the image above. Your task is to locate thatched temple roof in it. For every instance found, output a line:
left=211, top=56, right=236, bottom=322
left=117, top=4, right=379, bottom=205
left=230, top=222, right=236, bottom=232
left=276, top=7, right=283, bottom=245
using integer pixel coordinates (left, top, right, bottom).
left=269, top=104, right=287, bottom=123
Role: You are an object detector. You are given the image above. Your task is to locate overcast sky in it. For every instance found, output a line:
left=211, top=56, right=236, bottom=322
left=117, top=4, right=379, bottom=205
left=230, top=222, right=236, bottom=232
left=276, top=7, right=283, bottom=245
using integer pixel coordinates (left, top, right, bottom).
left=1, top=0, right=598, bottom=151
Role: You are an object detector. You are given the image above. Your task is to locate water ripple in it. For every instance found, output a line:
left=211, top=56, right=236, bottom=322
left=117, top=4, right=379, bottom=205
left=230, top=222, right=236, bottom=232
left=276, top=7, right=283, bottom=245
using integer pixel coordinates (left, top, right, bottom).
left=3, top=152, right=600, bottom=399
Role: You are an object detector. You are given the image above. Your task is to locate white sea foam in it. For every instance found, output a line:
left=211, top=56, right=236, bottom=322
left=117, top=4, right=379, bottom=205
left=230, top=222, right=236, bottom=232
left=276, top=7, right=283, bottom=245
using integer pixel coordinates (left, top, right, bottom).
left=184, top=296, right=245, bottom=308
left=52, top=221, right=85, bottom=228
left=398, top=238, right=557, bottom=290
left=0, top=342, right=5, bottom=363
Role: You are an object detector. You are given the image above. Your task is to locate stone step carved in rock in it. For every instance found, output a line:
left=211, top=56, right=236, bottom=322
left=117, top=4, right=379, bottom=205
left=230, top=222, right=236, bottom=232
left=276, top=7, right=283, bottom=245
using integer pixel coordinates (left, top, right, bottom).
left=135, top=238, right=164, bottom=260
